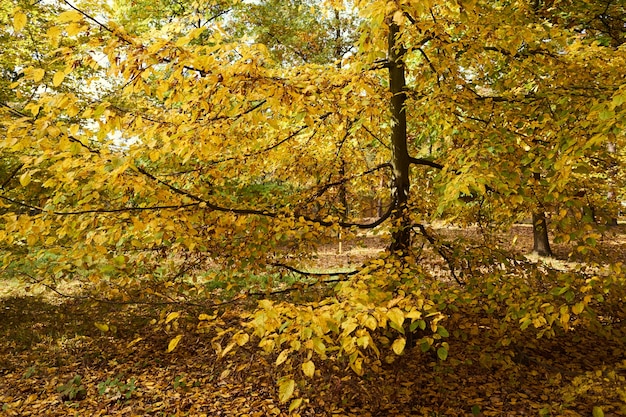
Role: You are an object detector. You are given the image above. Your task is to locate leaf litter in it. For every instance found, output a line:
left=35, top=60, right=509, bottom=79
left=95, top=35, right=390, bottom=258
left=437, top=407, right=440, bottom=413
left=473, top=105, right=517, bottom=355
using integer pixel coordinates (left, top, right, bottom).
left=1, top=226, right=625, bottom=416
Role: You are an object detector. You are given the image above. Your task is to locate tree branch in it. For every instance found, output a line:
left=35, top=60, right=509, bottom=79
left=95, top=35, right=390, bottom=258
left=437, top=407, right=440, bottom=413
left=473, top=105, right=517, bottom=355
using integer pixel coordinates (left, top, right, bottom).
left=136, top=164, right=394, bottom=229
left=206, top=112, right=331, bottom=165
left=0, top=194, right=200, bottom=215
left=271, top=262, right=359, bottom=277
left=0, top=164, right=24, bottom=190
left=61, top=0, right=212, bottom=76
left=408, top=157, right=443, bottom=169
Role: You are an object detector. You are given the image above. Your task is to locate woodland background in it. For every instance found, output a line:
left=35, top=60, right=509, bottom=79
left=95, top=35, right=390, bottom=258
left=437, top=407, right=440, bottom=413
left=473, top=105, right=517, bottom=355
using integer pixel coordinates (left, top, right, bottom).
left=1, top=0, right=625, bottom=415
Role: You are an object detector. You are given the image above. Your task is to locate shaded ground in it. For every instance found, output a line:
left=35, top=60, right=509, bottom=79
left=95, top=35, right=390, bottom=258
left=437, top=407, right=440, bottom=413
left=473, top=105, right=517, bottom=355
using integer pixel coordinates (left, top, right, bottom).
left=1, top=225, right=625, bottom=416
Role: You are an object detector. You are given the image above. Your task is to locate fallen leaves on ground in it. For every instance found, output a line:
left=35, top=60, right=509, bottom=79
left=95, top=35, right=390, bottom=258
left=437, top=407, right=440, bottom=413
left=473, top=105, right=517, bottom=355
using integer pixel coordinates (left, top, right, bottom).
left=1, top=226, right=625, bottom=416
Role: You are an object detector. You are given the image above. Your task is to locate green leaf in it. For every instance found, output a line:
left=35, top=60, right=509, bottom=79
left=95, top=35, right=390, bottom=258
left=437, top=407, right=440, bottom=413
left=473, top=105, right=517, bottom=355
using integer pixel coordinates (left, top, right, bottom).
left=612, top=92, right=626, bottom=106
left=551, top=286, right=569, bottom=296
left=437, top=346, right=448, bottom=360
left=436, top=326, right=449, bottom=338
left=598, top=109, right=614, bottom=121
left=312, top=337, right=326, bottom=355
left=592, top=406, right=604, bottom=417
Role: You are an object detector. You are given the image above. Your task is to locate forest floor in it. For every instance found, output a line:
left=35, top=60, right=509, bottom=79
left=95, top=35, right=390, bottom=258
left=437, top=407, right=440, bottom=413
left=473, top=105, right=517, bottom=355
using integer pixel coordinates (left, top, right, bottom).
left=1, top=225, right=625, bottom=417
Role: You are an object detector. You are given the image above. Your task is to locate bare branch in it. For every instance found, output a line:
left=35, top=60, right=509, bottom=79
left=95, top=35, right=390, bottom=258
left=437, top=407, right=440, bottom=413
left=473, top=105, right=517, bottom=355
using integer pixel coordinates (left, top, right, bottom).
left=271, top=262, right=359, bottom=277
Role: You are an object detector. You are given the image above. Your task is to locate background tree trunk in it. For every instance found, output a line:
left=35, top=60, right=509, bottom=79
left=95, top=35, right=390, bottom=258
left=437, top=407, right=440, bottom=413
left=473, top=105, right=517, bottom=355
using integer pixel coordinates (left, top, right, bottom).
left=607, top=141, right=619, bottom=226
left=532, top=211, right=552, bottom=257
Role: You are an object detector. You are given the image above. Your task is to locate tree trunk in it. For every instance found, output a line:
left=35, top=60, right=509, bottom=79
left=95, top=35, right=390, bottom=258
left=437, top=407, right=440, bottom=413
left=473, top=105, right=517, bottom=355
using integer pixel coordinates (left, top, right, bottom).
left=387, top=20, right=411, bottom=253
left=532, top=211, right=552, bottom=257
left=607, top=141, right=618, bottom=226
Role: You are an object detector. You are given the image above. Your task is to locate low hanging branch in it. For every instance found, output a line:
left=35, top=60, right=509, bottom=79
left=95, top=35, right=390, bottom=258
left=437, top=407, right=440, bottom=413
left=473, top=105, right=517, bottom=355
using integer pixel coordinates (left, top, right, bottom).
left=0, top=194, right=200, bottom=215
left=271, top=262, right=360, bottom=277
left=135, top=165, right=396, bottom=229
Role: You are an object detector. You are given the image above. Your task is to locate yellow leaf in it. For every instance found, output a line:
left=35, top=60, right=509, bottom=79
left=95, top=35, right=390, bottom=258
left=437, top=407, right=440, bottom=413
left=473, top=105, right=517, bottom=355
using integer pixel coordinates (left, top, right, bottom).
left=66, top=23, right=86, bottom=37
left=46, top=25, right=62, bottom=38
left=57, top=10, right=83, bottom=23
left=392, top=10, right=404, bottom=25
left=233, top=332, right=249, bottom=346
left=24, top=103, right=40, bottom=116
left=391, top=337, right=406, bottom=355
left=387, top=307, right=405, bottom=330
left=187, top=27, right=205, bottom=40
left=289, top=398, right=303, bottom=412
left=126, top=337, right=143, bottom=348
left=47, top=125, right=61, bottom=138
left=19, top=172, right=31, bottom=187
left=302, top=360, right=315, bottom=378
left=275, top=349, right=290, bottom=366
left=572, top=302, right=585, bottom=315
left=175, top=35, right=190, bottom=47
left=167, top=334, right=183, bottom=352
left=149, top=150, right=160, bottom=162
left=220, top=341, right=236, bottom=357
left=165, top=311, right=180, bottom=324
left=94, top=322, right=109, bottom=332
left=341, top=320, right=357, bottom=336
left=198, top=313, right=216, bottom=320
left=349, top=357, right=364, bottom=375
left=278, top=378, right=295, bottom=403
left=53, top=71, right=65, bottom=87
left=363, top=315, right=377, bottom=330
left=13, top=11, right=27, bottom=32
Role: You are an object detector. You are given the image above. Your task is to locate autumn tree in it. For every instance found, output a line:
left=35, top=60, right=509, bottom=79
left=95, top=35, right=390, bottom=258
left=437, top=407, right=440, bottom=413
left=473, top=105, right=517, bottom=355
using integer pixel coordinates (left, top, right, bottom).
left=391, top=0, right=626, bottom=258
left=1, top=0, right=625, bottom=408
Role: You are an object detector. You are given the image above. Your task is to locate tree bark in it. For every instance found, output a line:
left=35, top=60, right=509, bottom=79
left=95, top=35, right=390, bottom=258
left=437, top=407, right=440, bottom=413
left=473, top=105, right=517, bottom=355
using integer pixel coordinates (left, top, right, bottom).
left=531, top=171, right=552, bottom=256
left=532, top=211, right=552, bottom=257
left=607, top=141, right=618, bottom=226
left=387, top=20, right=411, bottom=253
